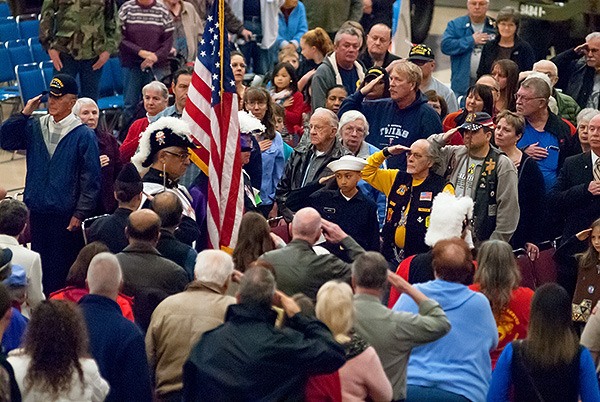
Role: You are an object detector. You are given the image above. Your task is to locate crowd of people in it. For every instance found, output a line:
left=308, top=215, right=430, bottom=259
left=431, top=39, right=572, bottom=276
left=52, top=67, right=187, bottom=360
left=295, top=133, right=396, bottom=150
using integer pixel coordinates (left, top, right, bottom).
left=3, top=0, right=600, bottom=400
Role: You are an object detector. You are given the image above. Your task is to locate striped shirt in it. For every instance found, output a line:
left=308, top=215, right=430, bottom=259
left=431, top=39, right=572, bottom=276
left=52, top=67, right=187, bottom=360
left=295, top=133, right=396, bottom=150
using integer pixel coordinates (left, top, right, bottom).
left=40, top=113, right=82, bottom=157
left=118, top=0, right=174, bottom=68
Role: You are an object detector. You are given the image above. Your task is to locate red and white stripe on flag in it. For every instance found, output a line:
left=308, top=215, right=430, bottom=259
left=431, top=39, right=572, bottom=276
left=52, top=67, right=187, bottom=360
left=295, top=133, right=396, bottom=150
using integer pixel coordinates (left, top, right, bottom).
left=182, top=0, right=243, bottom=252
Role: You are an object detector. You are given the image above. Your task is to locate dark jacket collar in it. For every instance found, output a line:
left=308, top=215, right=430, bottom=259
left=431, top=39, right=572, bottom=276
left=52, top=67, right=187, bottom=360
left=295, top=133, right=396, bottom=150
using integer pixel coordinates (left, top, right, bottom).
left=143, top=167, right=180, bottom=189
left=225, top=303, right=278, bottom=325
left=79, top=294, right=121, bottom=313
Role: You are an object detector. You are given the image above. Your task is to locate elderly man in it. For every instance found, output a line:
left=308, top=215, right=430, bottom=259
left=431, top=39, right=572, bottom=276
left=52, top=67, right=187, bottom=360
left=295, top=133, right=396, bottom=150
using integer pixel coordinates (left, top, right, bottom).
left=429, top=112, right=519, bottom=244
left=80, top=252, right=153, bottom=402
left=393, top=238, right=497, bottom=402
left=87, top=163, right=143, bottom=254
left=553, top=32, right=600, bottom=109
left=0, top=74, right=100, bottom=295
left=409, top=44, right=459, bottom=114
left=353, top=252, right=450, bottom=402
left=358, top=23, right=400, bottom=69
left=311, top=26, right=366, bottom=110
left=275, top=108, right=348, bottom=221
left=533, top=60, right=581, bottom=126
left=339, top=60, right=442, bottom=170
left=131, top=116, right=200, bottom=245
left=120, top=81, right=170, bottom=163
left=362, top=139, right=448, bottom=265
left=551, top=113, right=600, bottom=245
left=515, top=77, right=573, bottom=194
left=0, top=199, right=44, bottom=317
left=441, top=0, right=496, bottom=99
left=147, top=250, right=236, bottom=402
left=260, top=207, right=365, bottom=299
left=183, top=266, right=346, bottom=401
left=117, top=209, right=189, bottom=331
left=39, top=0, right=119, bottom=100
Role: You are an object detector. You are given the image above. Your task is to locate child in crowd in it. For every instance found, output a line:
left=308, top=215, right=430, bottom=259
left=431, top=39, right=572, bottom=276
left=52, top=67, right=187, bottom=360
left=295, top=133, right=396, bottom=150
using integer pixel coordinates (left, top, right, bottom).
left=273, top=103, right=295, bottom=155
left=269, top=62, right=304, bottom=139
left=278, top=47, right=300, bottom=71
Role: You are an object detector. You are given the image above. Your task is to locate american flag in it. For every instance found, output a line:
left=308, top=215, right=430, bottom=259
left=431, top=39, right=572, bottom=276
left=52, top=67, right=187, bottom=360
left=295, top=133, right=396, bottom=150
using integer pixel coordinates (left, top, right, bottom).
left=182, top=0, right=243, bottom=252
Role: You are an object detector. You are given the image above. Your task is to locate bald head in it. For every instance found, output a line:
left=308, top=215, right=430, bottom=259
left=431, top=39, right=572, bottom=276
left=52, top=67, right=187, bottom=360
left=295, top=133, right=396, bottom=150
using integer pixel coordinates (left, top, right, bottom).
left=87, top=252, right=122, bottom=300
left=291, top=208, right=322, bottom=243
left=126, top=209, right=161, bottom=243
left=151, top=191, right=182, bottom=229
left=532, top=60, right=559, bottom=86
left=432, top=238, right=473, bottom=284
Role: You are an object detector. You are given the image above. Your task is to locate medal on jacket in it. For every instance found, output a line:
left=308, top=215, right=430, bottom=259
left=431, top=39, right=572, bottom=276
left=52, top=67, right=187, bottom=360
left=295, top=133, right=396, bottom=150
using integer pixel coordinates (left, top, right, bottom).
left=398, top=206, right=408, bottom=227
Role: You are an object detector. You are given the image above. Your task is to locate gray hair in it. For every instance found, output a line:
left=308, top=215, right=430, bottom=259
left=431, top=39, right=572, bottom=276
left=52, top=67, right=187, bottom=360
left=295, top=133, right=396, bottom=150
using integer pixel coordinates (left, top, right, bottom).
left=586, top=32, right=600, bottom=42
left=238, top=266, right=275, bottom=307
left=338, top=110, right=369, bottom=138
left=72, top=97, right=98, bottom=116
left=87, top=252, right=122, bottom=296
left=313, top=107, right=339, bottom=128
left=577, top=108, right=600, bottom=126
left=334, top=26, right=362, bottom=46
left=195, top=250, right=234, bottom=287
left=352, top=252, right=388, bottom=290
left=142, top=80, right=169, bottom=99
left=521, top=76, right=551, bottom=100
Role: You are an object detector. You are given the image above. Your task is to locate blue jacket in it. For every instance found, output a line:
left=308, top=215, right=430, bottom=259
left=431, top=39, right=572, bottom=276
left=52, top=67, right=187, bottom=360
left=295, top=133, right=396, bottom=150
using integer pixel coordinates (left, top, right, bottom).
left=338, top=91, right=442, bottom=169
left=441, top=15, right=496, bottom=98
left=260, top=132, right=286, bottom=206
left=393, top=280, right=498, bottom=402
left=0, top=113, right=101, bottom=219
left=79, top=294, right=153, bottom=402
left=276, top=2, right=308, bottom=49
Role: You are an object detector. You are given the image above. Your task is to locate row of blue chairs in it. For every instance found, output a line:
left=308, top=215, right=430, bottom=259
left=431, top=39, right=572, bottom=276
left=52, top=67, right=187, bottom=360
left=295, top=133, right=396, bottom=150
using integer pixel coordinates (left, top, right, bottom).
left=14, top=57, right=125, bottom=112
left=0, top=15, right=39, bottom=42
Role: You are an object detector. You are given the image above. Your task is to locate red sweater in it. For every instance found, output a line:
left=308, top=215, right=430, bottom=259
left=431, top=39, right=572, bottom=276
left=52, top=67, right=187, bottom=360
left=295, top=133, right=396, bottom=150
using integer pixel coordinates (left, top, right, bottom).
left=120, top=117, right=150, bottom=164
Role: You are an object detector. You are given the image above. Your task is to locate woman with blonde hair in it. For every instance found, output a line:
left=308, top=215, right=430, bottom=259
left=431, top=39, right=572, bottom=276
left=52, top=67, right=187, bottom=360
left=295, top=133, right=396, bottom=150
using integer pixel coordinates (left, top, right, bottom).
left=469, top=240, right=534, bottom=368
left=308, top=281, right=392, bottom=402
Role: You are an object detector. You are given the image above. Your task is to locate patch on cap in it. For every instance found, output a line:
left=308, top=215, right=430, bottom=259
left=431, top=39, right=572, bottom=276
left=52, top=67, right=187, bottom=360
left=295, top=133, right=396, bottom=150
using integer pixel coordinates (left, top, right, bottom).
left=408, top=44, right=434, bottom=62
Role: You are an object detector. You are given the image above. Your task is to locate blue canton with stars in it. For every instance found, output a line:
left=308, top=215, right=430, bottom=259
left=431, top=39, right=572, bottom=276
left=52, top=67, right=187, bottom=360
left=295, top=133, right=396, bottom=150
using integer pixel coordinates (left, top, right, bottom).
left=198, top=2, right=236, bottom=104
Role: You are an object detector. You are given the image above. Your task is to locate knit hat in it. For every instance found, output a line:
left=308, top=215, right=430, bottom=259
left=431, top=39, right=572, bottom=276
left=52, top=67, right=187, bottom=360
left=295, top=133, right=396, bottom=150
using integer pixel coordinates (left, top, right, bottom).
left=131, top=117, right=196, bottom=170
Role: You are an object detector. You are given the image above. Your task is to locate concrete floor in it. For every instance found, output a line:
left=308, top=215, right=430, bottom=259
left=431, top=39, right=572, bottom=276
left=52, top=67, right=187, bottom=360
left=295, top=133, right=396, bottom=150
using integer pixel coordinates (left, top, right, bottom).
left=0, top=4, right=474, bottom=196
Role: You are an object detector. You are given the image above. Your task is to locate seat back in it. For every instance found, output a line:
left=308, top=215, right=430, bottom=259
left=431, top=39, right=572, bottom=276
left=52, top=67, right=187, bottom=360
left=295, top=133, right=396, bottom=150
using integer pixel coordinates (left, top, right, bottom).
left=0, top=17, right=18, bottom=41
left=0, top=44, right=14, bottom=82
left=28, top=37, right=48, bottom=63
left=514, top=248, right=536, bottom=290
left=16, top=62, right=44, bottom=104
left=6, top=39, right=33, bottom=66
left=39, top=60, right=53, bottom=89
left=81, top=214, right=110, bottom=244
left=16, top=14, right=38, bottom=39
left=98, top=63, right=115, bottom=97
left=0, top=2, right=11, bottom=18
left=109, top=57, right=124, bottom=94
left=533, top=240, right=558, bottom=286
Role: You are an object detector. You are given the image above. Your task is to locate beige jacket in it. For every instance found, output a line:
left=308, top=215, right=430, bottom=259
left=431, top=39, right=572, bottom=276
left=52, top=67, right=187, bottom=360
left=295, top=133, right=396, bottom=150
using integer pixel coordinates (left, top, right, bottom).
left=145, top=282, right=236, bottom=396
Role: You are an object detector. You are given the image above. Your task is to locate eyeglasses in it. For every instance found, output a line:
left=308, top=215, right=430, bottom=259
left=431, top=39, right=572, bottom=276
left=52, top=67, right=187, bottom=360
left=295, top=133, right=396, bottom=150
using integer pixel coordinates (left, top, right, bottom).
left=514, top=94, right=545, bottom=102
left=343, top=126, right=366, bottom=135
left=163, top=150, right=190, bottom=160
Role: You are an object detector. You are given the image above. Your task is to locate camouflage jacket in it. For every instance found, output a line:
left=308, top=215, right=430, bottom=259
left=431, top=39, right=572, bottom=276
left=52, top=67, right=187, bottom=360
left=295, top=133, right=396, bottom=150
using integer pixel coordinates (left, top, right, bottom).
left=39, top=0, right=120, bottom=60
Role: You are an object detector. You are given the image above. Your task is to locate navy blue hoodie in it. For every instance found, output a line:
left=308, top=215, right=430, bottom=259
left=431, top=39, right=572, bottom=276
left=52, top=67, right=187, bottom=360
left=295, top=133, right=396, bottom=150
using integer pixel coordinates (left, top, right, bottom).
left=339, top=90, right=442, bottom=169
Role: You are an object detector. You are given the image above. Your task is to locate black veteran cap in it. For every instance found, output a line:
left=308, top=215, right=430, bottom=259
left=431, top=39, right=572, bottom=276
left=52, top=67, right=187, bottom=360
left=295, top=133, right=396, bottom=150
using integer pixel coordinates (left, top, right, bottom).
left=458, top=112, right=495, bottom=132
left=45, top=74, right=79, bottom=97
left=408, top=44, right=435, bottom=62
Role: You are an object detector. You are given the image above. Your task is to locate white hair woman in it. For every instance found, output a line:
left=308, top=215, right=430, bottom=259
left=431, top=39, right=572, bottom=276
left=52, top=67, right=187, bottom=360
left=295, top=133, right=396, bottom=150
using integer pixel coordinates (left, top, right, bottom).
left=307, top=281, right=392, bottom=402
left=73, top=98, right=122, bottom=214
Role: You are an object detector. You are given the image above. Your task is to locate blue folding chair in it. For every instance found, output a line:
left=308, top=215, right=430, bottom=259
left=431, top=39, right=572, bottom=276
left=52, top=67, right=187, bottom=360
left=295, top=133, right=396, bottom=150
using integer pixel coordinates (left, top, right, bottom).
left=28, top=37, right=49, bottom=63
left=0, top=3, right=10, bottom=18
left=0, top=17, right=18, bottom=42
left=97, top=57, right=124, bottom=110
left=16, top=14, right=39, bottom=40
left=39, top=60, right=53, bottom=89
left=6, top=39, right=33, bottom=67
left=0, top=44, right=21, bottom=119
left=109, top=57, right=124, bottom=94
left=16, top=63, right=45, bottom=105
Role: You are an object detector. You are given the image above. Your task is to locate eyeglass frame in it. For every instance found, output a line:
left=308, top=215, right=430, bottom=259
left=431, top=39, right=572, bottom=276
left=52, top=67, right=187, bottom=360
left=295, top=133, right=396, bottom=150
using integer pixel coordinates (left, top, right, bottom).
left=162, top=150, right=191, bottom=160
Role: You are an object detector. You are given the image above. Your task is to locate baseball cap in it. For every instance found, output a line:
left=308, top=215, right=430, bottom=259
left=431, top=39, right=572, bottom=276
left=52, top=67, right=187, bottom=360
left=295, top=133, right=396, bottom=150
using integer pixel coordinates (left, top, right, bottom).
left=364, top=66, right=387, bottom=83
left=45, top=74, right=79, bottom=97
left=408, top=44, right=435, bottom=62
left=458, top=112, right=495, bottom=132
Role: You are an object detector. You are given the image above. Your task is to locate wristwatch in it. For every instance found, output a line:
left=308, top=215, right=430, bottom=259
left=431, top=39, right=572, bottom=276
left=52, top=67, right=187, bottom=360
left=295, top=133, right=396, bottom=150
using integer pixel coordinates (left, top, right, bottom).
left=382, top=147, right=391, bottom=158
